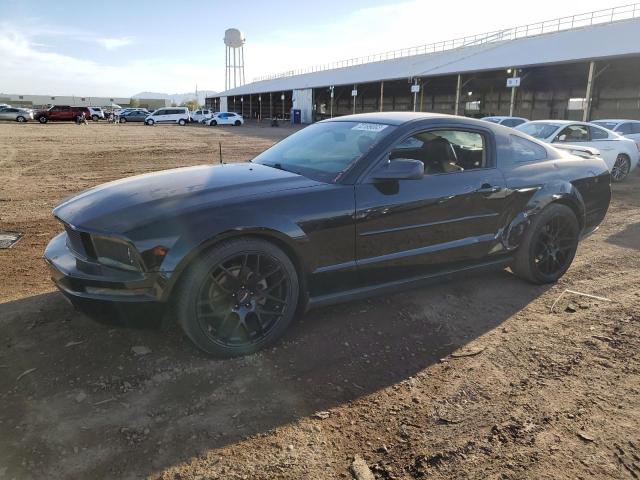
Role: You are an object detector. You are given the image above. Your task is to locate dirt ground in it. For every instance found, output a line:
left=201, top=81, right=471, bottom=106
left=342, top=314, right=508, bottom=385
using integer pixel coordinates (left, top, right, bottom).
left=0, top=121, right=638, bottom=480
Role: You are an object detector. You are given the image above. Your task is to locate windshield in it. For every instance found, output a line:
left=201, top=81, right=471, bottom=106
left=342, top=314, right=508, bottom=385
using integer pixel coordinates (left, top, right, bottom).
left=252, top=121, right=395, bottom=182
left=516, top=122, right=560, bottom=139
left=592, top=121, right=619, bottom=131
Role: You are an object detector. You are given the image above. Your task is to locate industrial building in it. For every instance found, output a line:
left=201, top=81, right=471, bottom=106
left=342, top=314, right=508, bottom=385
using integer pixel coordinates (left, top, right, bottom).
left=0, top=94, right=169, bottom=110
left=206, top=5, right=640, bottom=124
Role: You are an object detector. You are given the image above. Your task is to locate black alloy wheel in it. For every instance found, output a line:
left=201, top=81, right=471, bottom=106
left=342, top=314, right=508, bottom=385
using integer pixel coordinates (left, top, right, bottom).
left=611, top=154, right=631, bottom=182
left=512, top=203, right=579, bottom=284
left=177, top=238, right=299, bottom=357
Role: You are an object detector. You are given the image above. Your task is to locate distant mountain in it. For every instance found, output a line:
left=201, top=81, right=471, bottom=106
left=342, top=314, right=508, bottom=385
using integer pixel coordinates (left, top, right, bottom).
left=133, top=90, right=217, bottom=106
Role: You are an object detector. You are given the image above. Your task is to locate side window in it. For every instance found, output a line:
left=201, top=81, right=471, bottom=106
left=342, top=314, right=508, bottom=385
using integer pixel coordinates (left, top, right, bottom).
left=617, top=122, right=633, bottom=135
left=589, top=126, right=609, bottom=140
left=388, top=129, right=487, bottom=175
left=510, top=135, right=548, bottom=162
left=631, top=123, right=640, bottom=134
left=155, top=109, right=166, bottom=116
left=556, top=125, right=588, bottom=142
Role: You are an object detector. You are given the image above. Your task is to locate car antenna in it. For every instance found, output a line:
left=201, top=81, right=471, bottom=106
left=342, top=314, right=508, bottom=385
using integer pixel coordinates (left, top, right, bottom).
left=218, top=141, right=224, bottom=165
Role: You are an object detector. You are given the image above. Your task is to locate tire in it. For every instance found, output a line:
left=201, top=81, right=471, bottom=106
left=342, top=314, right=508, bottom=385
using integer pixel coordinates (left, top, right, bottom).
left=91, top=115, right=99, bottom=121
left=209, top=120, right=217, bottom=126
left=146, top=119, right=154, bottom=126
left=234, top=120, right=241, bottom=126
left=511, top=203, right=580, bottom=284
left=38, top=116, right=48, bottom=124
left=16, top=116, right=26, bottom=123
left=178, top=119, right=187, bottom=126
left=175, top=237, right=300, bottom=357
left=119, top=117, right=127, bottom=123
left=611, top=154, right=631, bottom=182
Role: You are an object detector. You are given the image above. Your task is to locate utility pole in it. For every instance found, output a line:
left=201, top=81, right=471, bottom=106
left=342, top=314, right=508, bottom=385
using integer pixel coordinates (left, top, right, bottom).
left=583, top=61, right=596, bottom=122
left=509, top=69, right=518, bottom=117
left=379, top=81, right=384, bottom=112
left=454, top=74, right=462, bottom=115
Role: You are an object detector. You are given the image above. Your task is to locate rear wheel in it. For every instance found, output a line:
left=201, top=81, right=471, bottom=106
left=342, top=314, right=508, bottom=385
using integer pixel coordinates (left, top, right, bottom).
left=511, top=204, right=579, bottom=284
left=178, top=118, right=187, bottom=126
left=234, top=120, right=241, bottom=126
left=611, top=154, right=631, bottom=182
left=176, top=238, right=299, bottom=357
left=91, top=115, right=99, bottom=121
left=38, top=116, right=48, bottom=124
left=146, top=119, right=154, bottom=126
left=209, top=120, right=217, bottom=126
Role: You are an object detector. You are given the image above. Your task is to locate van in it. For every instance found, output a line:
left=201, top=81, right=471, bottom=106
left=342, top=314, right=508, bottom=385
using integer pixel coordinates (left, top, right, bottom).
left=145, top=107, right=190, bottom=126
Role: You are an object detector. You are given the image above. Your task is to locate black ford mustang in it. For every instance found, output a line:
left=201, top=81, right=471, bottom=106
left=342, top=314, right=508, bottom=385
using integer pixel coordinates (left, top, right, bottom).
left=44, top=113, right=611, bottom=356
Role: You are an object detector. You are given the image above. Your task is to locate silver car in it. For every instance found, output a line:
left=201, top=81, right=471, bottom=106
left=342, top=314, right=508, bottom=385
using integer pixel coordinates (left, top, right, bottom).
left=0, top=106, right=34, bottom=122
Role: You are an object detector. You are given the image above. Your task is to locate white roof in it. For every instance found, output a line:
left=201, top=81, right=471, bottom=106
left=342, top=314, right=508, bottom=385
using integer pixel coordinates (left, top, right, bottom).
left=217, top=18, right=640, bottom=97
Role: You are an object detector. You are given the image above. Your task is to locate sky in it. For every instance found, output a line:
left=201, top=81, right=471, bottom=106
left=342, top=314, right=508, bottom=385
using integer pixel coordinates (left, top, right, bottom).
left=0, top=0, right=623, bottom=97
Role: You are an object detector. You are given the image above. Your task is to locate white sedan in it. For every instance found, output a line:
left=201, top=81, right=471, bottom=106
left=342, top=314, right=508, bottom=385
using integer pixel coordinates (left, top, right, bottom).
left=592, top=119, right=640, bottom=144
left=516, top=120, right=639, bottom=182
left=205, top=112, right=244, bottom=126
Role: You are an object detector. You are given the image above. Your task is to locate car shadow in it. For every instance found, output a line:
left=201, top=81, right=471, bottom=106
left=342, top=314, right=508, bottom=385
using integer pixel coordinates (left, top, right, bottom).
left=605, top=221, right=640, bottom=251
left=0, top=270, right=551, bottom=479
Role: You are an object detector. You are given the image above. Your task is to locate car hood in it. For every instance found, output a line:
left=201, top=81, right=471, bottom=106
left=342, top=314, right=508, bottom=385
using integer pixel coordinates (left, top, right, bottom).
left=53, top=163, right=320, bottom=233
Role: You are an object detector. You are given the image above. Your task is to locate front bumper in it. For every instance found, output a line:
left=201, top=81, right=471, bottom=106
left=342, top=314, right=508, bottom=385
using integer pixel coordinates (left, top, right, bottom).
left=44, top=232, right=164, bottom=303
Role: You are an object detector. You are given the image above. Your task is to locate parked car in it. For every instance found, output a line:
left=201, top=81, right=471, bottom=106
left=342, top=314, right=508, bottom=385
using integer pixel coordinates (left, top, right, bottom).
left=88, top=107, right=105, bottom=121
left=144, top=107, right=190, bottom=126
left=119, top=110, right=150, bottom=123
left=191, top=109, right=214, bottom=123
left=592, top=119, right=640, bottom=143
left=0, top=106, right=34, bottom=122
left=516, top=120, right=639, bottom=182
left=205, top=112, right=244, bottom=126
left=35, top=106, right=91, bottom=123
left=44, top=112, right=611, bottom=357
left=481, top=116, right=529, bottom=127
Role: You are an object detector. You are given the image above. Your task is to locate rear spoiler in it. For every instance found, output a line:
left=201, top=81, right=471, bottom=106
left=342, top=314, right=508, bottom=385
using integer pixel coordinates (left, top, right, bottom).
left=553, top=144, right=601, bottom=159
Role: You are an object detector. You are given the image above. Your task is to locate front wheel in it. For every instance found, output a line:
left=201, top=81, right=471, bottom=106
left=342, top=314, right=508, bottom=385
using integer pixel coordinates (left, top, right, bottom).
left=611, top=154, right=631, bottom=182
left=178, top=118, right=187, bottom=126
left=234, top=120, right=241, bottom=126
left=38, top=116, right=48, bottom=124
left=175, top=238, right=299, bottom=357
left=209, top=120, right=217, bottom=126
left=16, top=116, right=26, bottom=123
left=511, top=204, right=579, bottom=284
left=91, top=115, right=99, bottom=121
left=119, top=117, right=127, bottom=123
left=146, top=119, right=154, bottom=126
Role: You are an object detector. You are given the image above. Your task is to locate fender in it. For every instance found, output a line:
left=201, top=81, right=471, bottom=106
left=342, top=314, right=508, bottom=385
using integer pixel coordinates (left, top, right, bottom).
left=154, top=208, right=310, bottom=301
left=502, top=180, right=586, bottom=251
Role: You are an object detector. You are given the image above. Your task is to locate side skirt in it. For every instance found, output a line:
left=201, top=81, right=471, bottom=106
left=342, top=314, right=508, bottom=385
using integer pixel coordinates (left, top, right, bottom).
left=306, top=257, right=513, bottom=310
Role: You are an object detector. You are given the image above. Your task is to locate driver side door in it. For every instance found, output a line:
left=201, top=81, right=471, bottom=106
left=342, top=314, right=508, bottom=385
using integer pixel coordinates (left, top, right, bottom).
left=354, top=124, right=508, bottom=286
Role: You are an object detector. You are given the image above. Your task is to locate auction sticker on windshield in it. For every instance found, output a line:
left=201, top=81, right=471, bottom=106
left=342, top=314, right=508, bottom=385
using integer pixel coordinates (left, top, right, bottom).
left=351, top=123, right=388, bottom=132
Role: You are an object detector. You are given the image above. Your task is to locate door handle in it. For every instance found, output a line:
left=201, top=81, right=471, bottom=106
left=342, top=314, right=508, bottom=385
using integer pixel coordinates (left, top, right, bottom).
left=476, top=184, right=501, bottom=195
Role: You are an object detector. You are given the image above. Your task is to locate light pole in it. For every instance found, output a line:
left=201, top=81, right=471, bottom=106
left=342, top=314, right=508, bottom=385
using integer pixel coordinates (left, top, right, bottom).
left=329, top=86, right=334, bottom=118
left=281, top=93, right=285, bottom=120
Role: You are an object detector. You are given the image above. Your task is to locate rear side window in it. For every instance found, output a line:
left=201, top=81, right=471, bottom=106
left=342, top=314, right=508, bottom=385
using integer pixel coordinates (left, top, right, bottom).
left=502, top=118, right=525, bottom=127
left=510, top=135, right=548, bottom=162
left=589, top=126, right=609, bottom=140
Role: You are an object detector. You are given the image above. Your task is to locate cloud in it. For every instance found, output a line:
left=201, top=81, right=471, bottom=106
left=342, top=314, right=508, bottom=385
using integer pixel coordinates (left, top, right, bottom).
left=92, top=36, right=134, bottom=50
left=0, top=23, right=219, bottom=96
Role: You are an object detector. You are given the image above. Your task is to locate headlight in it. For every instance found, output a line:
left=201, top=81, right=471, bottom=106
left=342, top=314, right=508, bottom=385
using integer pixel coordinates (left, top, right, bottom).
left=91, top=235, right=143, bottom=272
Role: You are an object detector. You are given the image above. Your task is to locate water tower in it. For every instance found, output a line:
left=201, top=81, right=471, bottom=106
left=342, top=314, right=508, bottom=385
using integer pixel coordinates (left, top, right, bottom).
left=224, top=28, right=246, bottom=90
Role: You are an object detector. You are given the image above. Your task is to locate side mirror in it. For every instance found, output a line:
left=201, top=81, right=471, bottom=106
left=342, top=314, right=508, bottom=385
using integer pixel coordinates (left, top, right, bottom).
left=372, top=159, right=424, bottom=181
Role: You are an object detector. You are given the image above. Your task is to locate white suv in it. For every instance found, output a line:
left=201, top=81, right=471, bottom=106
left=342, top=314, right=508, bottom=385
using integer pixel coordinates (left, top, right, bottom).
left=191, top=109, right=213, bottom=123
left=88, top=107, right=105, bottom=121
left=145, top=107, right=190, bottom=126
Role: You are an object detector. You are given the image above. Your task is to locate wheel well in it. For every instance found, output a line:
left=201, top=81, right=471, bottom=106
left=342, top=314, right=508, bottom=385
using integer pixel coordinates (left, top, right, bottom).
left=551, top=198, right=584, bottom=231
left=166, top=232, right=307, bottom=306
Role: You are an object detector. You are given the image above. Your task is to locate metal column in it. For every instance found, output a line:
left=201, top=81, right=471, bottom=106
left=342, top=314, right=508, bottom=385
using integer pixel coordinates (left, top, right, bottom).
left=454, top=74, right=462, bottom=115
left=412, top=78, right=418, bottom=112
left=352, top=84, right=357, bottom=115
left=583, top=61, right=596, bottom=122
left=509, top=69, right=518, bottom=117
left=379, top=81, right=384, bottom=112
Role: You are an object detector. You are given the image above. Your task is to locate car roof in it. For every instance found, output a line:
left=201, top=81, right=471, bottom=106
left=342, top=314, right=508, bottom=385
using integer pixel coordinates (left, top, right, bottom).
left=323, top=112, right=486, bottom=126
left=594, top=118, right=640, bottom=123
